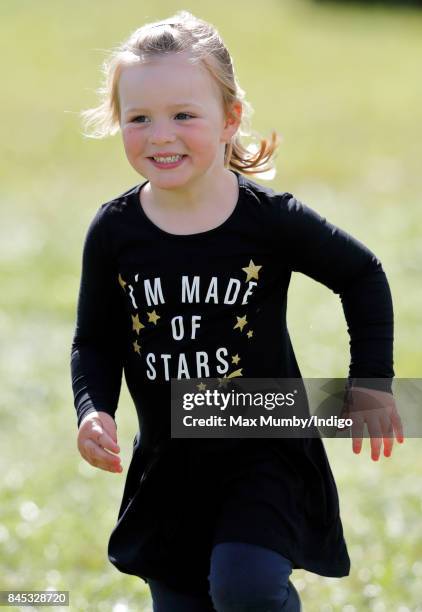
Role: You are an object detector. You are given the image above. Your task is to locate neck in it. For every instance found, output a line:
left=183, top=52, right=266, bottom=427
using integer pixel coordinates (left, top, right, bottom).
left=143, top=167, right=237, bottom=212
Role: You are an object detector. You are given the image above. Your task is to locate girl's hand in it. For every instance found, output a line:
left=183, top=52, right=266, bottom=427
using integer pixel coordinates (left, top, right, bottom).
left=337, top=387, right=404, bottom=460
left=77, top=411, right=123, bottom=473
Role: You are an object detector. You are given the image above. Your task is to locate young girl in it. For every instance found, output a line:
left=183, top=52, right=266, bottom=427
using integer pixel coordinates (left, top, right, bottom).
left=71, top=11, right=403, bottom=611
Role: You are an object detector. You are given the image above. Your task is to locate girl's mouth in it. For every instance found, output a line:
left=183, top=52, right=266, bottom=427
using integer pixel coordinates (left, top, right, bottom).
left=148, top=155, right=187, bottom=169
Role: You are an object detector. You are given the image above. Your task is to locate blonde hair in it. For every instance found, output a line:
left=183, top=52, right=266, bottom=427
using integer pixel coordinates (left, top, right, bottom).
left=80, top=11, right=280, bottom=176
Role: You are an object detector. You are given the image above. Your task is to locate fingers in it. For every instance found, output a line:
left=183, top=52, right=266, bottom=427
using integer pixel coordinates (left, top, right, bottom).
left=381, top=415, right=394, bottom=458
left=391, top=406, right=405, bottom=444
left=90, top=420, right=121, bottom=454
left=346, top=388, right=405, bottom=460
left=78, top=414, right=122, bottom=473
left=379, top=405, right=405, bottom=457
left=366, top=414, right=386, bottom=461
left=351, top=415, right=364, bottom=455
left=369, top=436, right=383, bottom=461
left=83, top=438, right=123, bottom=473
left=366, top=405, right=404, bottom=460
left=350, top=412, right=389, bottom=460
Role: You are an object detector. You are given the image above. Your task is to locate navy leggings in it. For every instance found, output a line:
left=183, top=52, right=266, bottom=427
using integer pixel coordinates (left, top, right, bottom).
left=148, top=541, right=301, bottom=611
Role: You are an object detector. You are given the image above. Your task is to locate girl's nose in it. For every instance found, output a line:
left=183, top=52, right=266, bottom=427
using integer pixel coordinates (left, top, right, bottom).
left=149, top=122, right=176, bottom=145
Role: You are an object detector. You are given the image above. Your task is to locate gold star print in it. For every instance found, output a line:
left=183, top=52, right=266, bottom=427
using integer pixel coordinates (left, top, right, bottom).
left=242, top=259, right=262, bottom=283
left=147, top=310, right=161, bottom=325
left=247, top=330, right=254, bottom=339
left=227, top=368, right=243, bottom=379
left=118, top=273, right=127, bottom=289
left=132, top=314, right=145, bottom=334
left=217, top=377, right=231, bottom=388
left=233, top=315, right=248, bottom=332
left=231, top=354, right=241, bottom=365
left=197, top=382, right=207, bottom=391
left=133, top=340, right=141, bottom=354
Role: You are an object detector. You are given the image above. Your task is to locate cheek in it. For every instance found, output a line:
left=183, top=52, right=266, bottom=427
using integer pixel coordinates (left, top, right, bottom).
left=122, top=126, right=144, bottom=155
left=187, top=125, right=221, bottom=154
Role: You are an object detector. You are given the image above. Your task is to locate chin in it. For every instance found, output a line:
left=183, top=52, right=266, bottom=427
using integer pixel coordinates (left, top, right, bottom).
left=150, top=173, right=198, bottom=191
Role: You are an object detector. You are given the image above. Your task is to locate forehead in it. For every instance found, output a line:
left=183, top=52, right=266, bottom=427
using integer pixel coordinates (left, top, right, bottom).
left=118, top=52, right=222, bottom=112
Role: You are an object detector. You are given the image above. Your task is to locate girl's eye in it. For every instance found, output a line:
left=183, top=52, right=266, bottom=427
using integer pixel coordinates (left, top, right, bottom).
left=129, top=113, right=194, bottom=123
left=175, top=112, right=193, bottom=120
left=131, top=115, right=149, bottom=123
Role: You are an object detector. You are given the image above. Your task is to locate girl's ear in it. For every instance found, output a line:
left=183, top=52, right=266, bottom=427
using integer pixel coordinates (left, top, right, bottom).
left=223, top=101, right=242, bottom=140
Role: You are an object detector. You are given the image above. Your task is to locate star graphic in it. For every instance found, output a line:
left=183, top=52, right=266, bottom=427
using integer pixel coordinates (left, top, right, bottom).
left=242, top=259, right=262, bottom=283
left=217, top=377, right=231, bottom=388
left=247, top=330, right=254, bottom=339
left=147, top=310, right=161, bottom=325
left=227, top=368, right=243, bottom=379
left=132, top=313, right=145, bottom=334
left=231, top=354, right=241, bottom=365
left=197, top=382, right=207, bottom=391
left=133, top=340, right=141, bottom=354
left=118, top=273, right=127, bottom=289
left=233, top=315, right=248, bottom=332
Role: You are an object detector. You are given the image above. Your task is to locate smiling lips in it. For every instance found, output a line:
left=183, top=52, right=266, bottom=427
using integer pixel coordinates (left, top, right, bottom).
left=149, top=153, right=187, bottom=168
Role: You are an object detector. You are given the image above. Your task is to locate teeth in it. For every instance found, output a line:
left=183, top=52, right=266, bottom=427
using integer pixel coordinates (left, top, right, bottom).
left=153, top=155, right=183, bottom=163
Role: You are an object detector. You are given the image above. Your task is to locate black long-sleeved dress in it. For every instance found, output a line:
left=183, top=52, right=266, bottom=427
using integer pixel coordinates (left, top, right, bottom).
left=70, top=170, right=394, bottom=596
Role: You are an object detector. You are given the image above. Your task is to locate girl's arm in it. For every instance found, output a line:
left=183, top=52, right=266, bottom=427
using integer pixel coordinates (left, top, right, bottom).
left=279, top=194, right=394, bottom=390
left=278, top=194, right=403, bottom=458
left=70, top=205, right=126, bottom=430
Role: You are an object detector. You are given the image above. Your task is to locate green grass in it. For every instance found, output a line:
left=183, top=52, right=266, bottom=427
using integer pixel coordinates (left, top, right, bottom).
left=1, top=0, right=421, bottom=609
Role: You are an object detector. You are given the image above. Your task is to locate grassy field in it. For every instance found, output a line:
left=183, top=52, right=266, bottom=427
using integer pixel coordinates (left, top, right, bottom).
left=1, top=0, right=421, bottom=610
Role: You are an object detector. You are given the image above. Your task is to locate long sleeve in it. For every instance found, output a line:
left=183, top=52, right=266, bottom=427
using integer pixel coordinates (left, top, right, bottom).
left=70, top=205, right=126, bottom=429
left=279, top=194, right=394, bottom=391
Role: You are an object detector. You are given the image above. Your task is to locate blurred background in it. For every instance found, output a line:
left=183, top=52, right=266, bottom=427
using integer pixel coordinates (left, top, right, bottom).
left=1, top=0, right=421, bottom=610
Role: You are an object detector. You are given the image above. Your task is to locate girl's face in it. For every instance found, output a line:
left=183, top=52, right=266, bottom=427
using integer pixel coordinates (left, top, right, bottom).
left=118, top=52, right=240, bottom=191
